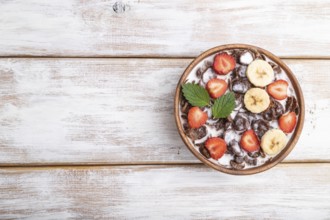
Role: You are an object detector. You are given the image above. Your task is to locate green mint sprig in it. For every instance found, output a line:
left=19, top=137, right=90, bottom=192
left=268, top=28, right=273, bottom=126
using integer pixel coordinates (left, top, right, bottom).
left=182, top=83, right=235, bottom=118
left=211, top=92, right=235, bottom=119
left=182, top=83, right=210, bottom=107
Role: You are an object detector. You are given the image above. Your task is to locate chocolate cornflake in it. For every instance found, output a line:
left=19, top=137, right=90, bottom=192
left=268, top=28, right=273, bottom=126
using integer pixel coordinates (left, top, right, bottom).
left=230, top=160, right=245, bottom=169
left=235, top=92, right=243, bottom=100
left=227, top=115, right=234, bottom=123
left=269, top=62, right=282, bottom=74
left=181, top=101, right=191, bottom=114
left=262, top=108, right=273, bottom=121
left=182, top=123, right=189, bottom=134
left=224, top=121, right=232, bottom=130
left=231, top=78, right=251, bottom=94
left=199, top=146, right=211, bottom=159
left=186, top=126, right=207, bottom=141
left=232, top=113, right=250, bottom=132
left=234, top=94, right=243, bottom=111
left=234, top=65, right=248, bottom=78
left=180, top=96, right=187, bottom=107
left=252, top=119, right=269, bottom=139
left=228, top=140, right=244, bottom=157
left=244, top=155, right=257, bottom=166
left=234, top=155, right=244, bottom=164
left=231, top=49, right=243, bottom=61
left=196, top=68, right=202, bottom=78
left=195, top=143, right=204, bottom=148
left=291, top=97, right=298, bottom=111
left=205, top=60, right=213, bottom=69
left=214, top=118, right=226, bottom=130
left=197, top=60, right=215, bottom=83
left=248, top=151, right=260, bottom=158
left=259, top=149, right=266, bottom=158
left=285, top=96, right=299, bottom=114
left=255, top=51, right=266, bottom=60
left=262, top=99, right=284, bottom=121
left=285, top=96, right=293, bottom=111
left=273, top=100, right=285, bottom=117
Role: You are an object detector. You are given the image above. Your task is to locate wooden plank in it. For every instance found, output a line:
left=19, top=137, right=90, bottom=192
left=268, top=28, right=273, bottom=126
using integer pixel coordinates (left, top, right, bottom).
left=0, top=0, right=329, bottom=57
left=0, top=164, right=329, bottom=219
left=0, top=58, right=329, bottom=165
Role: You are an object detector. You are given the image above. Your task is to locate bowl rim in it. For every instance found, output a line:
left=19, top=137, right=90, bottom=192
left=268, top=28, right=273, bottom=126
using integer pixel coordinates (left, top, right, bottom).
left=174, top=43, right=305, bottom=175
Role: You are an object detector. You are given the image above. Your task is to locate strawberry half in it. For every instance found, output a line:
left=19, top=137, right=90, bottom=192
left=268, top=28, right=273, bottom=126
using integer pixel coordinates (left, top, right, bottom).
left=213, top=53, right=236, bottom=75
left=206, top=78, right=228, bottom=99
left=267, top=80, right=289, bottom=100
left=240, top=130, right=260, bottom=152
left=188, top=107, right=208, bottom=129
left=205, top=137, right=227, bottom=160
left=279, top=112, right=297, bottom=133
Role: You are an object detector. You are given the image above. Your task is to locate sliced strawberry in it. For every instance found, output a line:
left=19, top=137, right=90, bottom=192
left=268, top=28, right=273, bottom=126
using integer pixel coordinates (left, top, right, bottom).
left=205, top=137, right=227, bottom=160
left=240, top=130, right=260, bottom=152
left=279, top=112, right=297, bottom=133
left=188, top=107, right=208, bottom=129
left=267, top=80, right=289, bottom=100
left=206, top=78, right=228, bottom=99
left=213, top=53, right=236, bottom=75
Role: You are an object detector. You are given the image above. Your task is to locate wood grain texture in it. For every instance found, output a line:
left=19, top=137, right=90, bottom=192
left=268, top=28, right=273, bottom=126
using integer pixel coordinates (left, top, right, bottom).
left=0, top=0, right=329, bottom=57
left=0, top=164, right=329, bottom=219
left=0, top=58, right=329, bottom=165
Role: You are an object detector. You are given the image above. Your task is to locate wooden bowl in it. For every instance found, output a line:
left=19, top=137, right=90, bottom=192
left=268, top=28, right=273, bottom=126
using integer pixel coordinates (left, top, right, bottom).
left=174, top=44, right=305, bottom=175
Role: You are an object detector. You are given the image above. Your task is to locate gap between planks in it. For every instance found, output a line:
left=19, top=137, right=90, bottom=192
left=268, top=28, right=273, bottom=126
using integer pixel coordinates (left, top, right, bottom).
left=1, top=161, right=330, bottom=169
left=0, top=56, right=330, bottom=60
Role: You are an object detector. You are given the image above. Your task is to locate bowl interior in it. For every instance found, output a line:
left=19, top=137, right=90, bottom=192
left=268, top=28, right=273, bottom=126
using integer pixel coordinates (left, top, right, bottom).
left=174, top=44, right=305, bottom=175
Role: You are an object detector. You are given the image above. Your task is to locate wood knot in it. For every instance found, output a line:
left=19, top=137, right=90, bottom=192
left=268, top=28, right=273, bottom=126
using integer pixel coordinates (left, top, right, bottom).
left=113, top=1, right=129, bottom=14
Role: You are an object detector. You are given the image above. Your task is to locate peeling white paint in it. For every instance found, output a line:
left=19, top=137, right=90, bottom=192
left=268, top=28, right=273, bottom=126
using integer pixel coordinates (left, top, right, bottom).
left=0, top=165, right=329, bottom=219
left=0, top=0, right=329, bottom=56
left=0, top=59, right=329, bottom=164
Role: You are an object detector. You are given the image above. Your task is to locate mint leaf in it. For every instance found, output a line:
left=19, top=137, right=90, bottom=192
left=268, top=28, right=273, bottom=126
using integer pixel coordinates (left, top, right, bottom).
left=182, top=83, right=210, bottom=107
left=211, top=92, right=235, bottom=118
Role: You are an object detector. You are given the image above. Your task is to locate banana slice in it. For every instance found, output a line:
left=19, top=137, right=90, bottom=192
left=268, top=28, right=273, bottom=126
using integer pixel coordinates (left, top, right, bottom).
left=247, top=59, right=274, bottom=87
left=261, top=129, right=287, bottom=155
left=244, top=88, right=270, bottom=113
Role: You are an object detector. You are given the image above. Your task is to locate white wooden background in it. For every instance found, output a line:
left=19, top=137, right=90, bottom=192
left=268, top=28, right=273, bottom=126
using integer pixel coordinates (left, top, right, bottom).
left=0, top=0, right=329, bottom=219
